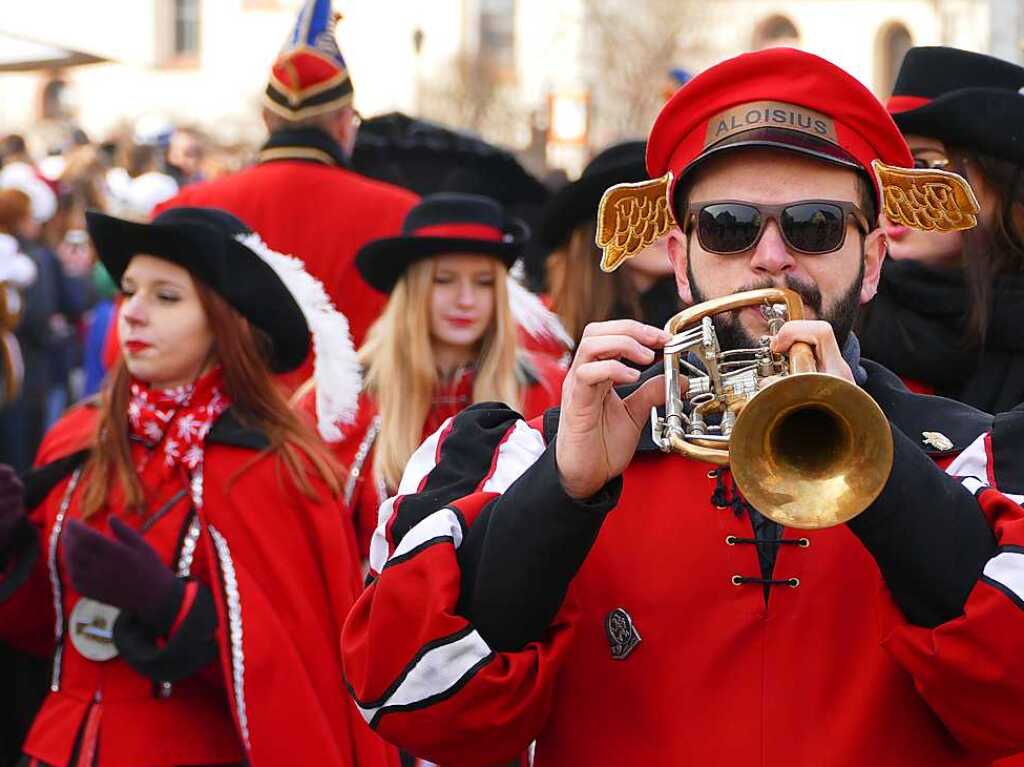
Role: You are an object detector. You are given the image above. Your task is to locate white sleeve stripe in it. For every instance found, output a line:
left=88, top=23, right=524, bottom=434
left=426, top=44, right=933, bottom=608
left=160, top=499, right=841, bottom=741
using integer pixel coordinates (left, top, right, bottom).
left=945, top=432, right=988, bottom=480
left=961, top=476, right=989, bottom=496
left=387, top=507, right=464, bottom=564
left=983, top=550, right=1024, bottom=607
left=479, top=419, right=546, bottom=494
left=368, top=419, right=453, bottom=574
left=356, top=629, right=492, bottom=724
left=945, top=432, right=1024, bottom=505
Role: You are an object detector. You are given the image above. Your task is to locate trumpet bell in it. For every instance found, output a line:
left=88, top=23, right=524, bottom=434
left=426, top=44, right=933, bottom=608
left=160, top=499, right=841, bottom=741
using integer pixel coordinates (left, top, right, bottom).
left=728, top=373, right=894, bottom=530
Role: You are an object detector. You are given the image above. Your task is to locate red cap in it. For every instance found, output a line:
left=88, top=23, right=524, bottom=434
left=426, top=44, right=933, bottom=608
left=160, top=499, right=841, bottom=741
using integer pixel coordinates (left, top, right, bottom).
left=646, top=48, right=913, bottom=203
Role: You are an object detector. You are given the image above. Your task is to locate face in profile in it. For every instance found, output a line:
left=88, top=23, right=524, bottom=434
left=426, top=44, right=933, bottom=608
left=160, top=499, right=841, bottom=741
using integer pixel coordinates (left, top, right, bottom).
left=118, top=254, right=215, bottom=389
left=428, top=253, right=497, bottom=354
left=668, top=148, right=885, bottom=350
left=881, top=135, right=964, bottom=268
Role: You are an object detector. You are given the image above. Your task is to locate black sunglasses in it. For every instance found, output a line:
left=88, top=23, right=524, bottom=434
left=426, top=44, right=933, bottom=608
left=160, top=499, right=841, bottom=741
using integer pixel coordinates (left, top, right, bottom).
left=684, top=200, right=870, bottom=256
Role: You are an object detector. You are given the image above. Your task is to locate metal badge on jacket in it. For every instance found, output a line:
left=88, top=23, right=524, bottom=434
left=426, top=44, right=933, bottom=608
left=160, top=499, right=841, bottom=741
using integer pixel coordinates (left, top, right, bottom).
left=605, top=608, right=642, bottom=660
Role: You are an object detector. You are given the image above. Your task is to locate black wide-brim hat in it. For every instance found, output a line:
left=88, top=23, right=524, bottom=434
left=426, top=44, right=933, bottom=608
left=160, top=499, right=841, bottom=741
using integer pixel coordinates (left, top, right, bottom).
left=539, top=140, right=648, bottom=249
left=888, top=46, right=1024, bottom=164
left=86, top=206, right=309, bottom=373
left=356, top=192, right=528, bottom=293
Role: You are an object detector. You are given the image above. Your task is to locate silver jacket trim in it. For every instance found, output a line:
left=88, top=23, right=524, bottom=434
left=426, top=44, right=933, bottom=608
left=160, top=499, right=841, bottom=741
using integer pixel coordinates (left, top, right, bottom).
left=47, top=468, right=82, bottom=692
left=344, top=414, right=381, bottom=507
left=209, top=523, right=250, bottom=751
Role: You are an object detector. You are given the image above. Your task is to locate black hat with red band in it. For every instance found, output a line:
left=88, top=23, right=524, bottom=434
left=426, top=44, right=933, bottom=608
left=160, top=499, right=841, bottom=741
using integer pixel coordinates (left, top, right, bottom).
left=646, top=47, right=913, bottom=211
left=887, top=46, right=1024, bottom=165
left=356, top=193, right=528, bottom=293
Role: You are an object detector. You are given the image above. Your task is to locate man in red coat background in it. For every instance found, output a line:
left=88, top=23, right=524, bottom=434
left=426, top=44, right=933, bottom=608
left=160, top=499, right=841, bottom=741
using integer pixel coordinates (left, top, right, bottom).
left=155, top=0, right=417, bottom=391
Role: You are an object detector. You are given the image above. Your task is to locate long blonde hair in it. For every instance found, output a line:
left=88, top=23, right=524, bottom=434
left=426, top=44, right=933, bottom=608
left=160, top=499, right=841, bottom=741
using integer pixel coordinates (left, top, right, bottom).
left=360, top=257, right=523, bottom=489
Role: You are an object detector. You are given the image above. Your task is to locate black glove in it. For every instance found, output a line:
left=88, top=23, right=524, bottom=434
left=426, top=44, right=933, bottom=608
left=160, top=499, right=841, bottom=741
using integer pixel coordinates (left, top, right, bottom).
left=64, top=517, right=183, bottom=634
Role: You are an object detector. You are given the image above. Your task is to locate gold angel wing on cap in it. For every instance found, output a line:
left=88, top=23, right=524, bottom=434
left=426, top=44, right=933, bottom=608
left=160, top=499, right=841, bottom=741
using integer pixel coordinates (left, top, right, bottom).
left=872, top=160, right=980, bottom=233
left=596, top=173, right=676, bottom=272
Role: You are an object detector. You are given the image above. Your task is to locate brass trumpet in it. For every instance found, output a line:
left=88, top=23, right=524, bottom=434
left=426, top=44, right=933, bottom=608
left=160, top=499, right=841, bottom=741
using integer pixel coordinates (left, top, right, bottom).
left=651, top=288, right=893, bottom=529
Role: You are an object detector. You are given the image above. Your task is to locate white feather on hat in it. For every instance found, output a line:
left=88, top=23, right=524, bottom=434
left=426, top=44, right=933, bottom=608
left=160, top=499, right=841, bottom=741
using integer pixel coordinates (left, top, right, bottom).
left=507, top=274, right=574, bottom=350
left=235, top=232, right=361, bottom=441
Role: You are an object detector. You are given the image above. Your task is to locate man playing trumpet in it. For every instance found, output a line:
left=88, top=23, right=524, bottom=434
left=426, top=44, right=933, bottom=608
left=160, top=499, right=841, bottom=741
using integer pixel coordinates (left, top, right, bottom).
left=342, top=48, right=1024, bottom=766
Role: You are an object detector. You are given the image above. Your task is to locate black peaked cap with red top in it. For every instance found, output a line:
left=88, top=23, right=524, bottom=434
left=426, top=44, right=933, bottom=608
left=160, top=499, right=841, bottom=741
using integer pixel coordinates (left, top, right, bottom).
left=356, top=193, right=529, bottom=293
left=647, top=47, right=913, bottom=210
left=887, top=46, right=1024, bottom=165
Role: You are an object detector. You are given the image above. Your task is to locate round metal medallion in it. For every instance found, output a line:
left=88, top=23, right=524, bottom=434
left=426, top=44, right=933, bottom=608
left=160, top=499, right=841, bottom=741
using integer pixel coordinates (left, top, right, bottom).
left=69, top=598, right=121, bottom=662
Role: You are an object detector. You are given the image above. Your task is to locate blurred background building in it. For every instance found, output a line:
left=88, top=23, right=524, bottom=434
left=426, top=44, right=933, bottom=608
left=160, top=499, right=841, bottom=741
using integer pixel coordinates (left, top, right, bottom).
left=0, top=0, right=1010, bottom=175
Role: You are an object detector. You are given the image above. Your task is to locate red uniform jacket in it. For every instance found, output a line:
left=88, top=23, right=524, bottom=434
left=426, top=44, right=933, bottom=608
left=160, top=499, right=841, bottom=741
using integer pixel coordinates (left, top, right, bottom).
left=299, top=353, right=566, bottom=557
left=153, top=129, right=418, bottom=391
left=1, top=404, right=398, bottom=767
left=342, top=360, right=1024, bottom=767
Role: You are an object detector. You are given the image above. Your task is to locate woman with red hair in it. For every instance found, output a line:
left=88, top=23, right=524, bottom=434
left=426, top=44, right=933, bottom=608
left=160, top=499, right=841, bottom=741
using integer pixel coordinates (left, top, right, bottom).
left=0, top=207, right=395, bottom=767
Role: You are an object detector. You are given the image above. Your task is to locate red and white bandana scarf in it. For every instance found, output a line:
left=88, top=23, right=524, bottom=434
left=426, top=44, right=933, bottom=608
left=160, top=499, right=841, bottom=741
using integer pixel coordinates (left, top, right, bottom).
left=127, top=367, right=230, bottom=474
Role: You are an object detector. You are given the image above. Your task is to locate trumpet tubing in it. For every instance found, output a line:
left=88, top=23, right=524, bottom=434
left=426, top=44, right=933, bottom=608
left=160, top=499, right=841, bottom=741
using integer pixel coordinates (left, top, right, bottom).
left=653, top=288, right=893, bottom=530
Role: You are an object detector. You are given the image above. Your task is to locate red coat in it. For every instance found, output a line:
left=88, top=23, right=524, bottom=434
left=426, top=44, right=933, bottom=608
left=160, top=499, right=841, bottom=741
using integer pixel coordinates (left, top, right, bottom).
left=154, top=133, right=418, bottom=391
left=299, top=353, right=565, bottom=558
left=2, top=404, right=398, bottom=767
left=342, top=361, right=1024, bottom=766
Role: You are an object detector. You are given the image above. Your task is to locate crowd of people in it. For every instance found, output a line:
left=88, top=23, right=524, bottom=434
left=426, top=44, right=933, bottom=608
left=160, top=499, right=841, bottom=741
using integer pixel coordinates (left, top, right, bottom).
left=1, top=1, right=1024, bottom=766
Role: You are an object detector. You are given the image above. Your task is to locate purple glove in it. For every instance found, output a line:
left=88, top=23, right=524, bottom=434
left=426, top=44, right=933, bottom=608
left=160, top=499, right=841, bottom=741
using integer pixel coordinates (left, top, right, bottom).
left=0, top=465, right=25, bottom=553
left=63, top=517, right=183, bottom=633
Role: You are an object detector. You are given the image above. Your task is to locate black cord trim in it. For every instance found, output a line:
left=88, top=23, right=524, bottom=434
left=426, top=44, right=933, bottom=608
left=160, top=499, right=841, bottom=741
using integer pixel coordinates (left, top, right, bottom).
left=382, top=535, right=454, bottom=571
left=980, top=574, right=1024, bottom=611
left=731, top=575, right=800, bottom=588
left=725, top=535, right=809, bottom=547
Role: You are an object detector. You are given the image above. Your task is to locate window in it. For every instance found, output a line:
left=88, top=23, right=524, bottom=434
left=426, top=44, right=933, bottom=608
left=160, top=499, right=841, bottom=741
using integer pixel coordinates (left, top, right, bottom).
left=876, top=23, right=913, bottom=95
left=173, top=0, right=200, bottom=58
left=479, top=0, right=516, bottom=76
left=752, top=15, right=800, bottom=49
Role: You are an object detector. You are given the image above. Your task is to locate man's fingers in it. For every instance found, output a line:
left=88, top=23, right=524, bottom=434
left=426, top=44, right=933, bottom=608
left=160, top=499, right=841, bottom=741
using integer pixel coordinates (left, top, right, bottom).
left=770, top=320, right=853, bottom=382
left=622, top=374, right=666, bottom=429
left=575, top=334, right=657, bottom=367
left=574, top=360, right=643, bottom=388
left=580, top=319, right=671, bottom=347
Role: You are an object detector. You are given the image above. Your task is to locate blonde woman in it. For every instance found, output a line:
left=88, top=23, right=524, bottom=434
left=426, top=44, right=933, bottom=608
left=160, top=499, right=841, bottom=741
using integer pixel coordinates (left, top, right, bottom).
left=298, top=193, right=565, bottom=556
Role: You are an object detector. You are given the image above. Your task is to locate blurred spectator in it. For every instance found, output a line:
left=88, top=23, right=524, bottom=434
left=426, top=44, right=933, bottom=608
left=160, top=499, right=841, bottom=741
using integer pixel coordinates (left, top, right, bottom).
left=106, top=143, right=178, bottom=220
left=166, top=126, right=207, bottom=187
left=0, top=185, right=91, bottom=472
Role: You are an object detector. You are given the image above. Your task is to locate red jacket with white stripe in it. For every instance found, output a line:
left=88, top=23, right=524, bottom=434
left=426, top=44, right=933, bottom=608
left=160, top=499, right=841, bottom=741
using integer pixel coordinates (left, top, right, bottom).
left=298, top=354, right=565, bottom=558
left=342, top=359, right=1024, bottom=767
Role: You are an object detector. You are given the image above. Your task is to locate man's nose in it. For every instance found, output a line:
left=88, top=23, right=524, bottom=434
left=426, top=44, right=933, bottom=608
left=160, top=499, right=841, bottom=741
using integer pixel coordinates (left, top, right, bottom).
left=748, top=221, right=797, bottom=276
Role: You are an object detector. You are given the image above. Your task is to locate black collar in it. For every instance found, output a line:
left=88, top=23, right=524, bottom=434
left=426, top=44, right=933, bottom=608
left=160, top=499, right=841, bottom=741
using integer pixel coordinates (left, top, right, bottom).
left=208, top=408, right=271, bottom=451
left=257, top=127, right=349, bottom=168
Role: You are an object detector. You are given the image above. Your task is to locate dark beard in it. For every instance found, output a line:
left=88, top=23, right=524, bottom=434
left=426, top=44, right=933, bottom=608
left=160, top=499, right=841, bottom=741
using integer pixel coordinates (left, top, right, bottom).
left=686, top=259, right=865, bottom=351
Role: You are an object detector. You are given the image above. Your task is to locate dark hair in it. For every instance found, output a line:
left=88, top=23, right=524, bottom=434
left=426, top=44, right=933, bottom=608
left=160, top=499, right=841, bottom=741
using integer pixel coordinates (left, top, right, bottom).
left=948, top=148, right=1024, bottom=347
left=547, top=220, right=640, bottom=343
